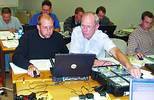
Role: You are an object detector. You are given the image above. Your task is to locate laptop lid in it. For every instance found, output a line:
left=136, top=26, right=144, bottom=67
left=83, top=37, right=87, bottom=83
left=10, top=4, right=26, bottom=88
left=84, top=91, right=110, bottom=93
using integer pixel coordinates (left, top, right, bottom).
left=52, top=53, right=96, bottom=78
left=129, top=79, right=154, bottom=100
left=98, top=25, right=117, bottom=38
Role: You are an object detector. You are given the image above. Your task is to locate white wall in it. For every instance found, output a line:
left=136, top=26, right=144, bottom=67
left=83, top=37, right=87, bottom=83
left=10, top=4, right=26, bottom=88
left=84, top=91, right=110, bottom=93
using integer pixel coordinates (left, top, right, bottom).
left=20, top=0, right=154, bottom=29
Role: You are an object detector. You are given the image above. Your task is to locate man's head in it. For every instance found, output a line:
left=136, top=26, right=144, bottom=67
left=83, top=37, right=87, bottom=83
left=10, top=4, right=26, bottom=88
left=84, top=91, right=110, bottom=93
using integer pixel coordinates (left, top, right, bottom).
left=140, top=11, right=153, bottom=30
left=81, top=12, right=99, bottom=40
left=74, top=7, right=85, bottom=23
left=1, top=7, right=12, bottom=24
left=37, top=14, right=54, bottom=38
left=96, top=6, right=106, bottom=20
left=41, top=0, right=52, bottom=14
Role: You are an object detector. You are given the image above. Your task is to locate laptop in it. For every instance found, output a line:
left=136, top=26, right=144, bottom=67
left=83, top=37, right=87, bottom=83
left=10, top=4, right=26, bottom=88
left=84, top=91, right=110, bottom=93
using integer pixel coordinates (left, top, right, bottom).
left=51, top=53, right=96, bottom=82
left=98, top=25, right=117, bottom=38
left=129, top=79, right=154, bottom=100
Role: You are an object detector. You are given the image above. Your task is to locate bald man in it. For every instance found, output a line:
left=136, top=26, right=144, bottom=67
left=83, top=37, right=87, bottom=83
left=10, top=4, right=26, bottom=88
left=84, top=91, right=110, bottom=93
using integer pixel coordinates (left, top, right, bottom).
left=13, top=14, right=68, bottom=77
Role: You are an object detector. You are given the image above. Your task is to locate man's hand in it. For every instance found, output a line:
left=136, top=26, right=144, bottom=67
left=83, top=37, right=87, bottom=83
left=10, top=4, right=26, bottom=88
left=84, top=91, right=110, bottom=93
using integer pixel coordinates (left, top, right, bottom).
left=93, top=59, right=112, bottom=67
left=27, top=64, right=40, bottom=77
left=136, top=52, right=144, bottom=60
left=128, top=67, right=141, bottom=78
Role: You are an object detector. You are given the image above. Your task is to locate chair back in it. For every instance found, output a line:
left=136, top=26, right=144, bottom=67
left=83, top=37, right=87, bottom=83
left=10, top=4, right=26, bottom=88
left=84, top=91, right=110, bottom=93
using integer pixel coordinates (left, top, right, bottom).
left=105, top=38, right=127, bottom=57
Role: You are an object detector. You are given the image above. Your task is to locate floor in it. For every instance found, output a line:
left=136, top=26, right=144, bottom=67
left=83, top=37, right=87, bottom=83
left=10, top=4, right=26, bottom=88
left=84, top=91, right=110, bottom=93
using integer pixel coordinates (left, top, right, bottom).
left=0, top=72, right=13, bottom=100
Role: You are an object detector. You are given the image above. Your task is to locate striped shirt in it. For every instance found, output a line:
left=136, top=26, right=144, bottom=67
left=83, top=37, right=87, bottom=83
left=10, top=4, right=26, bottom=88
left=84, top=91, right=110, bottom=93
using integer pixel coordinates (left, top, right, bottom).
left=127, top=26, right=154, bottom=55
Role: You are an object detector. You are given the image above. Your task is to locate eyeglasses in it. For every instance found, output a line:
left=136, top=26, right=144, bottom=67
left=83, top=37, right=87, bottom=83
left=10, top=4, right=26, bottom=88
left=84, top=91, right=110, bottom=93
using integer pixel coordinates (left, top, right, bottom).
left=80, top=25, right=95, bottom=31
left=40, top=25, right=54, bottom=31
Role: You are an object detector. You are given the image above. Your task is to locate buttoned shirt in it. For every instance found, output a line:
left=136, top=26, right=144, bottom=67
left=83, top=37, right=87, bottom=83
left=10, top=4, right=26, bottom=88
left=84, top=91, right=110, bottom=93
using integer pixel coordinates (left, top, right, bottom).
left=69, top=26, right=116, bottom=60
left=127, top=26, right=154, bottom=55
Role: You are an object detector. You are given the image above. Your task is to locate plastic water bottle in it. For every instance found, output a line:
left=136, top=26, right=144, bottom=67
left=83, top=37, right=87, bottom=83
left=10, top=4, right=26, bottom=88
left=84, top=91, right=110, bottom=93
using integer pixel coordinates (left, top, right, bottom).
left=18, top=27, right=23, bottom=39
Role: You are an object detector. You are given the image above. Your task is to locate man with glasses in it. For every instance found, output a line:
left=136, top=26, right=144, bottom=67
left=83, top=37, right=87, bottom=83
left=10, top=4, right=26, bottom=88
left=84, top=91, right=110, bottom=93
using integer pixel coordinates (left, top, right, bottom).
left=70, top=12, right=141, bottom=78
left=29, top=0, right=60, bottom=32
left=127, top=11, right=154, bottom=58
left=13, top=14, right=68, bottom=77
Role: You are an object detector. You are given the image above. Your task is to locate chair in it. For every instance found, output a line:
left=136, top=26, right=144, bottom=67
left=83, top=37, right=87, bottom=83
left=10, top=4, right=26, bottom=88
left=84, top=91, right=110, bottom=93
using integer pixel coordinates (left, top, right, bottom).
left=105, top=38, right=127, bottom=57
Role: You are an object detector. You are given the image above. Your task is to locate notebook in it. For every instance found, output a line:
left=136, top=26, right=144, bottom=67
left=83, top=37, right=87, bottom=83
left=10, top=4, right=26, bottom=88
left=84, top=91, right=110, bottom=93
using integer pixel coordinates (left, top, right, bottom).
left=98, top=25, right=117, bottom=38
left=51, top=53, right=96, bottom=82
left=129, top=79, right=154, bottom=100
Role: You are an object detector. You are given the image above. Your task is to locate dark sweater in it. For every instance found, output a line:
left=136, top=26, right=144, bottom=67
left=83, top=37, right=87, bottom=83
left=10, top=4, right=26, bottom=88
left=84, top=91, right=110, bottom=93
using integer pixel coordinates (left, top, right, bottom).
left=12, top=29, right=69, bottom=69
left=64, top=16, right=81, bottom=33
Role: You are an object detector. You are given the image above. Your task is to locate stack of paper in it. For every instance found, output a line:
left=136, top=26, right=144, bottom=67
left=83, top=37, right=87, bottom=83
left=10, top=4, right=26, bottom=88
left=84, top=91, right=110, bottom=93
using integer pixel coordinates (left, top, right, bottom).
left=2, top=40, right=19, bottom=48
left=10, top=59, right=53, bottom=74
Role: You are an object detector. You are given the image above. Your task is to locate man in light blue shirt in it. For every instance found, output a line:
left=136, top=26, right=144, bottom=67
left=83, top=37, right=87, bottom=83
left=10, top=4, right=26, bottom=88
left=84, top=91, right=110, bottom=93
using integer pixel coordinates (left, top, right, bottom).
left=0, top=7, right=22, bottom=32
left=70, top=12, right=141, bottom=78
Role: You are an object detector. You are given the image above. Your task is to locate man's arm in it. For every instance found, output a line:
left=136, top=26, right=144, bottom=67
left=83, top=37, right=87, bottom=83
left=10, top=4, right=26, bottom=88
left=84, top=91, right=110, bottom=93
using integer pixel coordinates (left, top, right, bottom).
left=110, top=47, right=141, bottom=78
left=12, top=33, right=31, bottom=69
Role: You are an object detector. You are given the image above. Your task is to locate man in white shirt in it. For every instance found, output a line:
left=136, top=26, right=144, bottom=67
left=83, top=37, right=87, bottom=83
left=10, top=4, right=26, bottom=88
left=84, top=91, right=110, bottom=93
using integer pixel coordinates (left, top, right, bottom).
left=70, top=12, right=141, bottom=78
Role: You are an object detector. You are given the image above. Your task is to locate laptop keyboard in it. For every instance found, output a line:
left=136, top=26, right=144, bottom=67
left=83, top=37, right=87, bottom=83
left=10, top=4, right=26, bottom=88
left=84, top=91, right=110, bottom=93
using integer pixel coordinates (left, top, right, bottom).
left=63, top=76, right=89, bottom=81
left=53, top=76, right=89, bottom=82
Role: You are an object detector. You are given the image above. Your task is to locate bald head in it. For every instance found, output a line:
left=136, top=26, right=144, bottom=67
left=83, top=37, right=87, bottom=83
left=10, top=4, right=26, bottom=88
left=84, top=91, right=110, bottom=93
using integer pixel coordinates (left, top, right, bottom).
left=81, top=12, right=100, bottom=40
left=37, top=14, right=54, bottom=39
left=81, top=12, right=99, bottom=25
left=38, top=14, right=54, bottom=25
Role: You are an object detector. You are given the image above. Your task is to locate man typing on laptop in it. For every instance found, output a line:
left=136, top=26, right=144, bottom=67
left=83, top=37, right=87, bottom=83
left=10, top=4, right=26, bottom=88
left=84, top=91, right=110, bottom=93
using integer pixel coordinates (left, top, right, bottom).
left=69, top=12, right=141, bottom=78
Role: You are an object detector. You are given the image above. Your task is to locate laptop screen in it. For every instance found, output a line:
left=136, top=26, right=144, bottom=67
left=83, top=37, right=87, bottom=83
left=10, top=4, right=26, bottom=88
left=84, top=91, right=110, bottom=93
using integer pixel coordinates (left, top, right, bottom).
left=52, top=53, right=96, bottom=82
left=98, top=25, right=117, bottom=38
left=129, top=79, right=154, bottom=100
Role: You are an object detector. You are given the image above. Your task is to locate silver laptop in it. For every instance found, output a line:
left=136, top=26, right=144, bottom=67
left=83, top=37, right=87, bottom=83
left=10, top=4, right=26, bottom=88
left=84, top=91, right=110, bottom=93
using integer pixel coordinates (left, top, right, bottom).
left=52, top=53, right=96, bottom=82
left=129, top=79, right=154, bottom=100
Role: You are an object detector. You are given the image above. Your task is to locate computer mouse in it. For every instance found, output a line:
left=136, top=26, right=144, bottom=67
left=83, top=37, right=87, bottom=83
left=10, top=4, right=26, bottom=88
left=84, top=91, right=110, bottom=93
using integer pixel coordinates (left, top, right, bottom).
left=137, top=55, right=144, bottom=60
left=33, top=70, right=40, bottom=78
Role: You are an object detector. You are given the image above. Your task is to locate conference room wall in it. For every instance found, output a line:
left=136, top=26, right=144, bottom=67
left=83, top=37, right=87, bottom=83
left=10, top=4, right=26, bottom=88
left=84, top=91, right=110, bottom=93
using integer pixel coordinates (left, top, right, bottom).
left=19, top=0, right=154, bottom=30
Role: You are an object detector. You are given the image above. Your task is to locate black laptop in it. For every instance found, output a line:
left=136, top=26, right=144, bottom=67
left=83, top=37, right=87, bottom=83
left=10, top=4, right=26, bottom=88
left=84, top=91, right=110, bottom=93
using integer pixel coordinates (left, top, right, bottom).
left=51, top=53, right=96, bottom=82
left=98, top=25, right=117, bottom=38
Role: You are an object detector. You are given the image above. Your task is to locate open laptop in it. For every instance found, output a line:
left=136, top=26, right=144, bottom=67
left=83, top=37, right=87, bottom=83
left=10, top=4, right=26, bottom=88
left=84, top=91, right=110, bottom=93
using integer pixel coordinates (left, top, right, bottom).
left=98, top=25, right=117, bottom=38
left=129, top=79, right=154, bottom=100
left=51, top=53, right=96, bottom=82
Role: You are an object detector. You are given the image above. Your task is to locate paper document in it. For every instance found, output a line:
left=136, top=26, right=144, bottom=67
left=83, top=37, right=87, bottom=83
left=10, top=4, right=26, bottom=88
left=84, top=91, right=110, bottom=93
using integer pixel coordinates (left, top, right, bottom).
left=0, top=31, right=18, bottom=40
left=10, top=63, right=27, bottom=74
left=10, top=59, right=53, bottom=74
left=2, top=40, right=19, bottom=48
left=29, top=59, right=52, bottom=70
left=141, top=69, right=154, bottom=79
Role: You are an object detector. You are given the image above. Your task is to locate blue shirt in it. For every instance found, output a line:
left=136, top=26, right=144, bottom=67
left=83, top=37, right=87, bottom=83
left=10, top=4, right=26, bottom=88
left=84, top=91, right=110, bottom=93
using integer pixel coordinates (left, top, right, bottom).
left=29, top=12, right=60, bottom=28
left=0, top=16, right=22, bottom=30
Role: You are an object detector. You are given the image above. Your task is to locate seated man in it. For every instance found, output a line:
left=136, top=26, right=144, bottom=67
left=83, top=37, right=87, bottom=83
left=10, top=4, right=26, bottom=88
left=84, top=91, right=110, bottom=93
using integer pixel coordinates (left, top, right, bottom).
left=96, top=6, right=113, bottom=26
left=0, top=7, right=22, bottom=32
left=13, top=14, right=69, bottom=77
left=70, top=12, right=141, bottom=78
left=29, top=0, right=60, bottom=32
left=127, top=11, right=154, bottom=58
left=64, top=7, right=85, bottom=34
